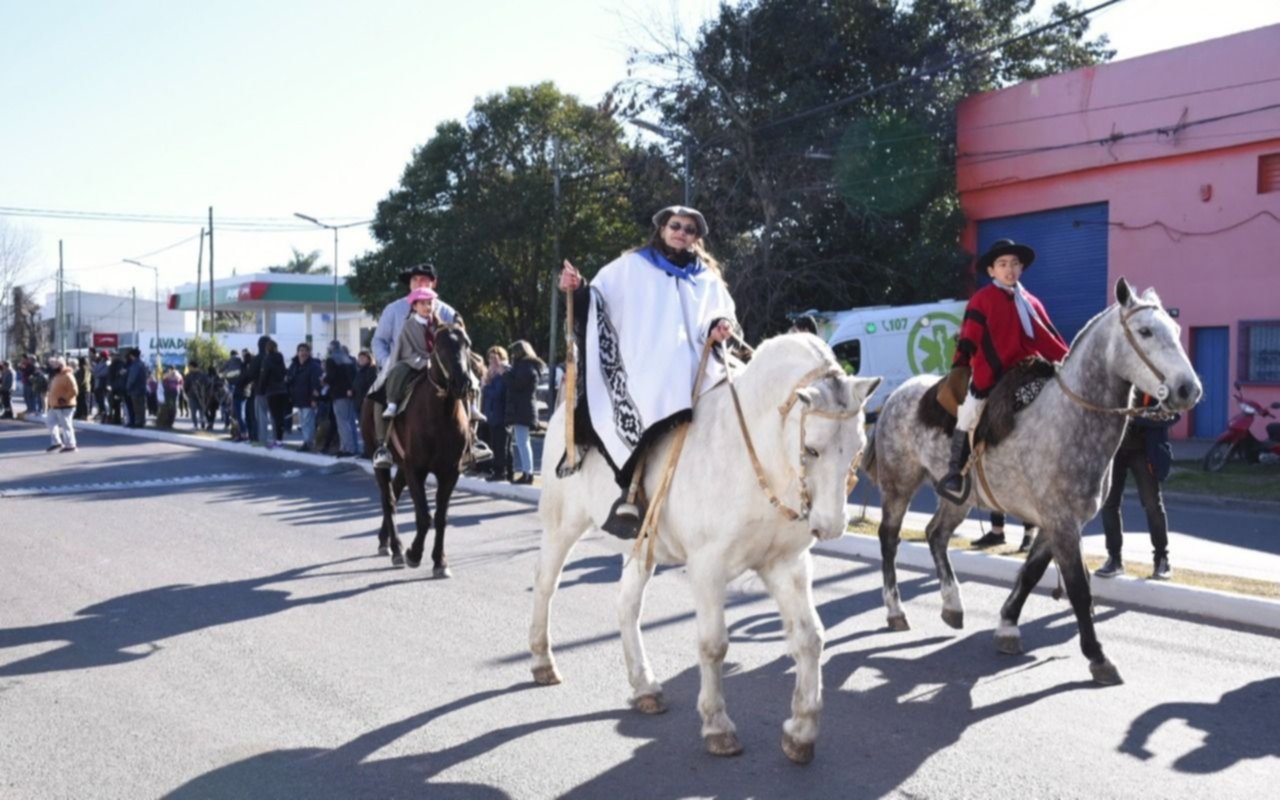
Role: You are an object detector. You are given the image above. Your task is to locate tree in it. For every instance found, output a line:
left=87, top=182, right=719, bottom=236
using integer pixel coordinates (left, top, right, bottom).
left=349, top=82, right=677, bottom=352
left=267, top=247, right=331, bottom=275
left=621, top=0, right=1113, bottom=339
left=1, top=220, right=41, bottom=358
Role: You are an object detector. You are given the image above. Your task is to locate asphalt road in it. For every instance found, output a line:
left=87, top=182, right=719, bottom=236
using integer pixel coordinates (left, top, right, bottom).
left=1, top=421, right=1278, bottom=799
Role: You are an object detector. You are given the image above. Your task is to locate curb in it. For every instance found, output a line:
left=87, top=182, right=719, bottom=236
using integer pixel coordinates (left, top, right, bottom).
left=813, top=535, right=1280, bottom=633
left=16, top=416, right=1278, bottom=632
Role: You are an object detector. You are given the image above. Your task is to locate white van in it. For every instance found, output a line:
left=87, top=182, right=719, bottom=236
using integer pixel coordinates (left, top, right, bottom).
left=801, top=298, right=967, bottom=415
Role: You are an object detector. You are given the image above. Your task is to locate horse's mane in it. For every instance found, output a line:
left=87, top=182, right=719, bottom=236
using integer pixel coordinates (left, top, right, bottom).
left=739, top=333, right=843, bottom=403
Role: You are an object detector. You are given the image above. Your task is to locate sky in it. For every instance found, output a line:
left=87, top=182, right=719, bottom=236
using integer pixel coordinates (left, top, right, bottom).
left=2, top=0, right=1278, bottom=305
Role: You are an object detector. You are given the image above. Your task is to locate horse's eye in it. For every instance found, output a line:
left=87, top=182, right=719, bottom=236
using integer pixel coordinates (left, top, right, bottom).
left=1138, top=327, right=1153, bottom=338
left=803, top=445, right=819, bottom=459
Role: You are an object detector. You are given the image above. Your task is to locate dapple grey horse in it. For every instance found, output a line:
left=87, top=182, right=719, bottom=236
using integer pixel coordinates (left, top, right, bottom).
left=863, top=279, right=1201, bottom=684
left=531, top=334, right=879, bottom=763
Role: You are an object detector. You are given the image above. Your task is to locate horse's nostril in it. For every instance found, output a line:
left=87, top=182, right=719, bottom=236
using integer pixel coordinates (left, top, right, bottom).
left=1178, top=384, right=1190, bottom=401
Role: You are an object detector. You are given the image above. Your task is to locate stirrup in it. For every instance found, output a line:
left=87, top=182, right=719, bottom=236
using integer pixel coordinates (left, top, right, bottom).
left=373, top=447, right=394, bottom=468
left=935, top=472, right=971, bottom=505
left=601, top=497, right=645, bottom=540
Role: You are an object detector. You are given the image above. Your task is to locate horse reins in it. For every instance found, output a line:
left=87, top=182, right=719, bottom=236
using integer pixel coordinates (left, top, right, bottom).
left=1053, top=303, right=1177, bottom=420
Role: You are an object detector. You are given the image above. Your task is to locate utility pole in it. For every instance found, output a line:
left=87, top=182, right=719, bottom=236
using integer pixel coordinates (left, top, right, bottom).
left=547, top=138, right=562, bottom=409
left=131, top=287, right=137, bottom=349
left=208, top=208, right=215, bottom=337
left=57, top=240, right=64, bottom=354
left=195, top=228, right=205, bottom=335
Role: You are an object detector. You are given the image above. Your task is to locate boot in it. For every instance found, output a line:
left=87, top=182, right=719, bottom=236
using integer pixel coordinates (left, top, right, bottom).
left=1151, top=555, right=1171, bottom=581
left=938, top=431, right=970, bottom=497
left=382, top=402, right=398, bottom=419
left=602, top=458, right=647, bottom=540
left=1094, top=555, right=1124, bottom=578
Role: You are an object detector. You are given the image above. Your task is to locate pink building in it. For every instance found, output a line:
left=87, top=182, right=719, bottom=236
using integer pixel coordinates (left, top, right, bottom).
left=956, top=24, right=1280, bottom=441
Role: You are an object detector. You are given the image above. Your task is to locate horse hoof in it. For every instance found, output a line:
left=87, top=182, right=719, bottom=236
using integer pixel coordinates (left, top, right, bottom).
left=532, top=665, right=562, bottom=686
left=632, top=694, right=667, bottom=715
left=781, top=733, right=815, bottom=765
left=704, top=732, right=743, bottom=757
left=377, top=545, right=390, bottom=557
left=391, top=553, right=405, bottom=568
left=405, top=556, right=421, bottom=569
left=941, top=609, right=964, bottom=630
left=433, top=565, right=453, bottom=579
left=887, top=615, right=910, bottom=632
left=1090, top=660, right=1124, bottom=686
left=995, top=635, right=1022, bottom=656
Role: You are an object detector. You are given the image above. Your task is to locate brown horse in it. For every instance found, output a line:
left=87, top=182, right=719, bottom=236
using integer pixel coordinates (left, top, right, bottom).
left=360, top=324, right=475, bottom=577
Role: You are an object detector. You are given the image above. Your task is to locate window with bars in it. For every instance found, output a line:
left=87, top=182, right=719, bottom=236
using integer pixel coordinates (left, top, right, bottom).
left=1239, top=320, right=1280, bottom=383
left=1260, top=153, right=1280, bottom=194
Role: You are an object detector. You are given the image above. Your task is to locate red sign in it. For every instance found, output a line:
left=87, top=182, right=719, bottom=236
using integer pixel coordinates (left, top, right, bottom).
left=93, top=332, right=119, bottom=348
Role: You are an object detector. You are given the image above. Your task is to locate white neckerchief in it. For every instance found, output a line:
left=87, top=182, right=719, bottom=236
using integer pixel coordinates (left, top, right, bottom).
left=995, top=279, right=1035, bottom=338
left=411, top=312, right=431, bottom=325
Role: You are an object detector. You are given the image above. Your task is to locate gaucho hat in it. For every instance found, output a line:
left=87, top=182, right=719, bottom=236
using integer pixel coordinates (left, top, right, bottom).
left=978, top=239, right=1036, bottom=271
left=652, top=205, right=709, bottom=238
left=398, top=262, right=438, bottom=283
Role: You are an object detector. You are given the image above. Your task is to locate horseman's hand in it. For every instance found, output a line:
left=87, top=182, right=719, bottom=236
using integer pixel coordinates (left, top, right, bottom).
left=710, top=319, right=733, bottom=344
left=559, top=260, right=582, bottom=292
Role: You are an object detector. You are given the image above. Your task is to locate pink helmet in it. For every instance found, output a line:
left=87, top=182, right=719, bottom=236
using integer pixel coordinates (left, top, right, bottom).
left=406, top=288, right=437, bottom=306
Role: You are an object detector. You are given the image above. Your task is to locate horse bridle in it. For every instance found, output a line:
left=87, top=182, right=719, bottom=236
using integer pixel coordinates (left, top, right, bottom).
left=1053, top=302, right=1178, bottom=420
left=725, top=353, right=863, bottom=522
left=426, top=323, right=469, bottom=399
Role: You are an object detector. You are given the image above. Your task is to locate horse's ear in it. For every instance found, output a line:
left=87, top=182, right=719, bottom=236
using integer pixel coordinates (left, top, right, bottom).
left=850, top=376, right=882, bottom=407
left=1115, top=277, right=1134, bottom=307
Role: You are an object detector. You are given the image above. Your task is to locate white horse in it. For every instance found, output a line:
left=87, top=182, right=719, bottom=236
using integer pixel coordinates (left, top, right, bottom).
left=529, top=333, right=880, bottom=764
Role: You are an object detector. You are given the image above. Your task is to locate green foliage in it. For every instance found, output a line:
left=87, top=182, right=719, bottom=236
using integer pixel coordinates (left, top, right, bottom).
left=349, top=82, right=676, bottom=353
left=185, top=336, right=230, bottom=371
left=268, top=247, right=330, bottom=275
left=620, top=0, right=1114, bottom=339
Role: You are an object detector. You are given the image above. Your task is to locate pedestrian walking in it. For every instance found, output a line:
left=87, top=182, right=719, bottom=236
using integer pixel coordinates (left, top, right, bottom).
left=1095, top=394, right=1179, bottom=580
left=45, top=356, right=78, bottom=452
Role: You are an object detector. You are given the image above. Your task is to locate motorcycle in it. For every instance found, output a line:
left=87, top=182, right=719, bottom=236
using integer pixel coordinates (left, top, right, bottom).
left=1202, top=383, right=1280, bottom=471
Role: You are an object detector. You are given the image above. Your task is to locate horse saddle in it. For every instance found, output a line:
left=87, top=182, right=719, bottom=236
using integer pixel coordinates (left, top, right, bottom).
left=919, top=357, right=1056, bottom=449
left=389, top=369, right=433, bottom=419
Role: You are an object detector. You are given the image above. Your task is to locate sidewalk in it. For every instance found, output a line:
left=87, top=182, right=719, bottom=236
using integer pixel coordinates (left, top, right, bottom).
left=8, top=405, right=1279, bottom=632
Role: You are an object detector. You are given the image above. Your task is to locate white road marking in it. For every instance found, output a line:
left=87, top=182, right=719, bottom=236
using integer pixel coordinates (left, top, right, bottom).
left=0, top=470, right=304, bottom=498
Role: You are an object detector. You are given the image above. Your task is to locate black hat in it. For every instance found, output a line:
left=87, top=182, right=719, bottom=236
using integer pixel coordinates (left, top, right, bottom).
left=398, top=262, right=437, bottom=284
left=652, top=206, right=709, bottom=237
left=978, top=239, right=1036, bottom=271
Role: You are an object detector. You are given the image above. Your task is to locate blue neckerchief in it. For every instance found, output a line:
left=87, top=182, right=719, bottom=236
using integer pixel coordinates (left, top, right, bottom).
left=640, top=246, right=704, bottom=283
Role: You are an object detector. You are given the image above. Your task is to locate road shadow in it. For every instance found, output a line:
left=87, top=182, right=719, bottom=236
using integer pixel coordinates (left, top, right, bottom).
left=0, top=558, right=406, bottom=677
left=1119, top=676, right=1280, bottom=773
left=161, top=682, right=622, bottom=799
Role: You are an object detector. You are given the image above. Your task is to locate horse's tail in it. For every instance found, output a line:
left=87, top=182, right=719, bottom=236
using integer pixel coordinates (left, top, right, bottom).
left=860, top=422, right=879, bottom=486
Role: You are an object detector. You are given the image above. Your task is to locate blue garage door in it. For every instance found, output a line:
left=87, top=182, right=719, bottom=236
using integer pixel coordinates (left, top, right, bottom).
left=976, top=203, right=1109, bottom=344
left=1192, top=326, right=1230, bottom=438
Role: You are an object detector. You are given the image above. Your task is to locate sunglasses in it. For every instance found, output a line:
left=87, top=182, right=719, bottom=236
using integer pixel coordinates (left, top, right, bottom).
left=666, top=221, right=700, bottom=236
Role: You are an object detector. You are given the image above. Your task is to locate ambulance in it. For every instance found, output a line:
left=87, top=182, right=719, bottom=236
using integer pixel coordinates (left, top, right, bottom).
left=800, top=298, right=967, bottom=416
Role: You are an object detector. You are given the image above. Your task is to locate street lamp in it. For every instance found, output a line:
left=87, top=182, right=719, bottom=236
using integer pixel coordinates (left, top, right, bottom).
left=123, top=259, right=162, bottom=373
left=629, top=118, right=695, bottom=205
left=294, top=213, right=371, bottom=345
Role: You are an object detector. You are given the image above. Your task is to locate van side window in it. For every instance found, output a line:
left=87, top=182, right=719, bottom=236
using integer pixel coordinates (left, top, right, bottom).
left=833, top=340, right=861, bottom=375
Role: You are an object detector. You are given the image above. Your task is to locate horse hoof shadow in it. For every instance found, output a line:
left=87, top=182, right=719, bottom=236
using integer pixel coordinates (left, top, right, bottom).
left=1090, top=659, right=1123, bottom=686
left=704, top=732, right=744, bottom=757
left=887, top=615, right=911, bottom=632
left=941, top=609, right=964, bottom=629
left=782, top=733, right=815, bottom=765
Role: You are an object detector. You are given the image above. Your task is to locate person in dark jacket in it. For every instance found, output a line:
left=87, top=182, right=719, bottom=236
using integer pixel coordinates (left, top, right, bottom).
left=1095, top=395, right=1179, bottom=581
left=351, top=350, right=377, bottom=454
left=73, top=357, right=91, bottom=420
left=91, top=352, right=110, bottom=422
left=481, top=346, right=510, bottom=481
left=504, top=340, right=543, bottom=484
left=107, top=352, right=127, bottom=424
left=244, top=336, right=288, bottom=446
left=125, top=349, right=149, bottom=428
left=286, top=343, right=324, bottom=451
left=185, top=362, right=210, bottom=430
left=324, top=341, right=358, bottom=457
left=222, top=352, right=245, bottom=439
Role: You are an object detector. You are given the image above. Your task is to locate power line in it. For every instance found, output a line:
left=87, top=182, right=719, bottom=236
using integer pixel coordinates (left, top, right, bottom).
left=0, top=205, right=369, bottom=231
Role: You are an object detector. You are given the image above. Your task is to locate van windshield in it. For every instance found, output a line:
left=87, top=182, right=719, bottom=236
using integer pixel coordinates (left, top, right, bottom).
left=833, top=340, right=861, bottom=375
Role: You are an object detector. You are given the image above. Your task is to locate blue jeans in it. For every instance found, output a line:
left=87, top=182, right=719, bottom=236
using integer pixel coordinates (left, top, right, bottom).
left=333, top=398, right=357, bottom=454
left=512, top=424, right=533, bottom=474
left=231, top=397, right=246, bottom=437
left=296, top=406, right=317, bottom=447
left=254, top=395, right=272, bottom=443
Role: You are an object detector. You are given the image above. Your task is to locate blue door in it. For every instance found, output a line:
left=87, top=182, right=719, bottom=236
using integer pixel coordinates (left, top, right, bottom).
left=1192, top=326, right=1229, bottom=438
left=976, top=203, right=1109, bottom=344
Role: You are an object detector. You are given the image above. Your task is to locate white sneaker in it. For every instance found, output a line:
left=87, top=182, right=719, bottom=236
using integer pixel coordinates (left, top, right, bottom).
left=381, top=402, right=398, bottom=419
